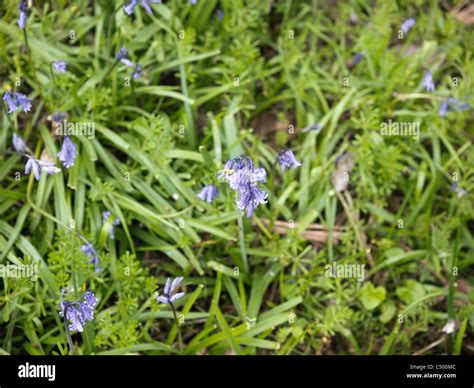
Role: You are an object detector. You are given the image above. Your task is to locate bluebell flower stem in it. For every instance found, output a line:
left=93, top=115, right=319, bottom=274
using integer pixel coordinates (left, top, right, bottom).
left=237, top=209, right=249, bottom=273
left=170, top=302, right=183, bottom=351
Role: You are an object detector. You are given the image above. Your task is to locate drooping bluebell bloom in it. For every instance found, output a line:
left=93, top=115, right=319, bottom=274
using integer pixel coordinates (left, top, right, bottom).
left=116, top=47, right=129, bottom=62
left=124, top=0, right=162, bottom=16
left=237, top=184, right=268, bottom=218
left=439, top=101, right=449, bottom=118
left=60, top=291, right=98, bottom=333
left=156, top=277, right=185, bottom=304
left=3, top=91, right=32, bottom=113
left=52, top=111, right=67, bottom=124
left=278, top=149, right=301, bottom=171
left=133, top=64, right=143, bottom=80
left=81, top=242, right=102, bottom=272
left=190, top=0, right=197, bottom=4
left=218, top=155, right=268, bottom=218
left=13, top=133, right=27, bottom=153
left=57, top=136, right=77, bottom=169
left=17, top=2, right=28, bottom=29
left=450, top=182, right=467, bottom=198
left=197, top=184, right=219, bottom=203
left=116, top=48, right=143, bottom=79
left=52, top=61, right=67, bottom=74
left=351, top=52, right=364, bottom=67
left=421, top=69, right=435, bottom=92
left=400, top=18, right=415, bottom=34
left=439, top=97, right=472, bottom=118
left=25, top=157, right=40, bottom=181
left=216, top=9, right=224, bottom=21
left=25, top=157, right=61, bottom=181
left=102, top=211, right=120, bottom=239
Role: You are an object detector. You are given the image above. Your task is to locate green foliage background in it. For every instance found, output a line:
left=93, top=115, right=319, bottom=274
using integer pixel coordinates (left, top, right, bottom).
left=0, top=0, right=473, bottom=355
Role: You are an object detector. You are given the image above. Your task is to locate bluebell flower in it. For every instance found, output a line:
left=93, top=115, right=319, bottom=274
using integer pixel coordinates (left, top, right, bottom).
left=57, top=136, right=77, bottom=169
left=351, top=52, right=364, bottom=67
left=3, top=91, right=32, bottom=113
left=13, top=133, right=27, bottom=153
left=237, top=184, right=268, bottom=218
left=439, top=97, right=472, bottom=118
left=439, top=101, right=449, bottom=118
left=133, top=64, right=143, bottom=80
left=116, top=47, right=129, bottom=61
left=81, top=242, right=102, bottom=272
left=60, top=290, right=98, bottom=332
left=124, top=0, right=162, bottom=16
left=25, top=157, right=60, bottom=181
left=216, top=9, right=224, bottom=20
left=102, top=211, right=120, bottom=239
left=17, top=2, right=28, bottom=29
left=52, top=61, right=67, bottom=74
left=52, top=111, right=67, bottom=123
left=156, top=277, right=185, bottom=304
left=278, top=149, right=301, bottom=171
left=450, top=182, right=467, bottom=198
left=190, top=0, right=197, bottom=4
left=400, top=18, right=415, bottom=34
left=218, top=155, right=268, bottom=218
left=421, top=69, right=435, bottom=92
left=116, top=48, right=143, bottom=79
left=197, top=184, right=219, bottom=203
left=58, top=136, right=77, bottom=168
left=25, top=157, right=40, bottom=181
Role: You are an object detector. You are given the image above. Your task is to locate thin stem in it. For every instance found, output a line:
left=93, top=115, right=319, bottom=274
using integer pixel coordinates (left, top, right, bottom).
left=170, top=302, right=183, bottom=351
left=237, top=207, right=249, bottom=273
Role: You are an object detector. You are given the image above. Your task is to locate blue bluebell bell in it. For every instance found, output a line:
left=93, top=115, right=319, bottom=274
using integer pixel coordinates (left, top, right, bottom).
left=52, top=61, right=67, bottom=74
left=278, top=149, right=301, bottom=171
left=60, top=291, right=98, bottom=332
left=351, top=52, right=364, bottom=67
left=25, top=158, right=61, bottom=181
left=81, top=242, right=102, bottom=272
left=421, top=69, right=435, bottom=92
left=439, top=97, right=472, bottom=118
left=197, top=184, right=219, bottom=203
left=218, top=155, right=268, bottom=218
left=17, top=2, right=28, bottom=29
left=156, top=277, right=185, bottom=304
left=400, top=18, right=415, bottom=34
left=116, top=47, right=129, bottom=61
left=3, top=91, right=32, bottom=113
left=237, top=184, right=268, bottom=218
left=133, top=64, right=143, bottom=80
left=13, top=133, right=27, bottom=153
left=116, top=48, right=143, bottom=79
left=216, top=9, right=224, bottom=21
left=102, top=211, right=120, bottom=239
left=52, top=111, right=67, bottom=123
left=124, top=0, right=162, bottom=16
left=57, top=136, right=77, bottom=169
